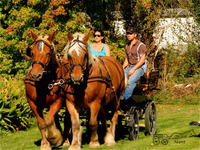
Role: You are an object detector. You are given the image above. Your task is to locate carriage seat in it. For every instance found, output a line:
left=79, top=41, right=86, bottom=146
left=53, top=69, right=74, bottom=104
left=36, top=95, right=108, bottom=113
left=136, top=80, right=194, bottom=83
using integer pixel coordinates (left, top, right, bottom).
left=135, top=69, right=160, bottom=91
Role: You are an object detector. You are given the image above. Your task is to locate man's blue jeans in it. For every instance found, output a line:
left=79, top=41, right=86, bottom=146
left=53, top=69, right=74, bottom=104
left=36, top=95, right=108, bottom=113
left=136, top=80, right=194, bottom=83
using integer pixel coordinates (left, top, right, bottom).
left=122, top=65, right=145, bottom=100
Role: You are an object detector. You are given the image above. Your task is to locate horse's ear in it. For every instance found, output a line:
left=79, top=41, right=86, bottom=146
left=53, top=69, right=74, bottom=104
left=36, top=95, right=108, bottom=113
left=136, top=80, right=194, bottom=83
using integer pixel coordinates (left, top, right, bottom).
left=31, top=32, right=38, bottom=42
left=48, top=31, right=56, bottom=43
left=68, top=33, right=74, bottom=42
left=83, top=28, right=91, bottom=43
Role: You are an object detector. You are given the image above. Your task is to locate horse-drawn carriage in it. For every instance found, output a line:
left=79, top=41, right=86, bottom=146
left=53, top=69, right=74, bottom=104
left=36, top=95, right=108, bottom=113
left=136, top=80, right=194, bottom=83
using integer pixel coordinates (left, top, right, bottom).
left=25, top=31, right=160, bottom=149
left=118, top=68, right=160, bottom=140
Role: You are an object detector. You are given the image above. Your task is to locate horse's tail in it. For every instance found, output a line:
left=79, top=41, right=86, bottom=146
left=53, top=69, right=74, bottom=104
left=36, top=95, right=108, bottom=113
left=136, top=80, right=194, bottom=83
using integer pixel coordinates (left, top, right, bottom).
left=124, top=73, right=128, bottom=91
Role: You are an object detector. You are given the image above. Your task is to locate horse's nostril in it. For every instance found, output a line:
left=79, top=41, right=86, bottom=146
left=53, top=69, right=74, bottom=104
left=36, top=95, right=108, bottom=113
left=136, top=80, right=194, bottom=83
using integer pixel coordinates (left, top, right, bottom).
left=37, top=74, right=42, bottom=79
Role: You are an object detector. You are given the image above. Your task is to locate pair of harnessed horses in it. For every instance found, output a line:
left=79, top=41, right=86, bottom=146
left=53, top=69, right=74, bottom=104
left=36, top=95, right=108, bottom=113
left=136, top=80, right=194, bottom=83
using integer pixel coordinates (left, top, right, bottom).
left=25, top=31, right=125, bottom=150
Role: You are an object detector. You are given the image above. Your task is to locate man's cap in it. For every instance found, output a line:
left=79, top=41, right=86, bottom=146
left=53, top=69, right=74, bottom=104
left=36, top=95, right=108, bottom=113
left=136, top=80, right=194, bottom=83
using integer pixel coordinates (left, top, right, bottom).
left=126, top=27, right=137, bottom=34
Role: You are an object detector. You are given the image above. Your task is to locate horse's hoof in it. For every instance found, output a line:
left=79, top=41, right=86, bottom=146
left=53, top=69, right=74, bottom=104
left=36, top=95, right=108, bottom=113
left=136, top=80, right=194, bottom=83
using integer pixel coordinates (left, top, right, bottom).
left=41, top=144, right=52, bottom=150
left=48, top=135, right=63, bottom=147
left=105, top=141, right=115, bottom=147
left=47, top=129, right=63, bottom=147
left=63, top=139, right=70, bottom=147
left=104, top=133, right=115, bottom=146
left=89, top=141, right=100, bottom=148
left=54, top=137, right=63, bottom=147
left=68, top=145, right=81, bottom=150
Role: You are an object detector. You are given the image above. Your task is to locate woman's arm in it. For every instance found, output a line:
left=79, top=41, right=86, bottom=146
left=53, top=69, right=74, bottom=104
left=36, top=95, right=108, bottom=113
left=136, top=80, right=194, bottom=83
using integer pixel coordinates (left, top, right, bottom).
left=105, top=44, right=111, bottom=56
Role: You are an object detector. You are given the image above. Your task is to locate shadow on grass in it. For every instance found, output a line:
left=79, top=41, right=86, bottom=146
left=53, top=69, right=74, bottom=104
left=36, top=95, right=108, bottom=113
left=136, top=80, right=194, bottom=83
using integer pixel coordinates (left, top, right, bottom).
left=34, top=139, right=41, bottom=146
left=34, top=139, right=63, bottom=149
left=33, top=119, right=149, bottom=148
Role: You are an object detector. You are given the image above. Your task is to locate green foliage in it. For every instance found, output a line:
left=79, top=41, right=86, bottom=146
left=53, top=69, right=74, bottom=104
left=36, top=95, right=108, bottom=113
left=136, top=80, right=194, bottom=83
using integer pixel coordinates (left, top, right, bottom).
left=106, top=37, right=126, bottom=63
left=155, top=43, right=200, bottom=82
left=0, top=76, right=33, bottom=132
left=1, top=0, right=88, bottom=75
left=0, top=51, right=13, bottom=75
left=175, top=44, right=200, bottom=78
left=190, top=0, right=200, bottom=25
left=195, top=84, right=200, bottom=95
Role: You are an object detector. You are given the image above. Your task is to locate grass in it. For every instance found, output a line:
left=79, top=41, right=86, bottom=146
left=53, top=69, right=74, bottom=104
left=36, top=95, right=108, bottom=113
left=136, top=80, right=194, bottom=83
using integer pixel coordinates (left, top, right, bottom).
left=1, top=104, right=199, bottom=150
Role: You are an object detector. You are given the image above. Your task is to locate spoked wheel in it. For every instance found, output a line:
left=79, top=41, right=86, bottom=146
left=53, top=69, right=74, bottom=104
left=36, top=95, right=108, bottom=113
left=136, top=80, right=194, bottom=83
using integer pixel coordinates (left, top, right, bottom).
left=145, top=101, right=157, bottom=135
left=127, top=106, right=139, bottom=140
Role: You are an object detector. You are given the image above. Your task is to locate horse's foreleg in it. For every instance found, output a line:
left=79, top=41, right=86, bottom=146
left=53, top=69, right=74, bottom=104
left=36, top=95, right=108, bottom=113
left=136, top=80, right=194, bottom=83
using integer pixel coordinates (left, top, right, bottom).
left=104, top=110, right=117, bottom=146
left=28, top=99, right=51, bottom=150
left=66, top=101, right=81, bottom=150
left=89, top=102, right=101, bottom=148
left=104, top=101, right=118, bottom=147
left=45, top=98, right=63, bottom=147
left=98, top=107, right=107, bottom=138
left=63, top=109, right=71, bottom=146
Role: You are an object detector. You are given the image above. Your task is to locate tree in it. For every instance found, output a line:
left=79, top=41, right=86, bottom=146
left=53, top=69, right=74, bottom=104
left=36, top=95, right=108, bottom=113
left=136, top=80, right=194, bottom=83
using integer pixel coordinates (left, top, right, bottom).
left=0, top=0, right=89, bottom=76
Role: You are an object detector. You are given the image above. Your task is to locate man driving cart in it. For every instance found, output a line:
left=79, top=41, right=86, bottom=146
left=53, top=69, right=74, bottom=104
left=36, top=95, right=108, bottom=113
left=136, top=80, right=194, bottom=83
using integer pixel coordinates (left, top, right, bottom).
left=121, top=26, right=147, bottom=107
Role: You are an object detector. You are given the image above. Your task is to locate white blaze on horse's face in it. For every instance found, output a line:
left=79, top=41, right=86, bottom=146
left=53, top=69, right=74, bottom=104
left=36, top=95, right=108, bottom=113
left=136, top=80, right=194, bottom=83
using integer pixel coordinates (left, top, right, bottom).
left=67, top=33, right=85, bottom=56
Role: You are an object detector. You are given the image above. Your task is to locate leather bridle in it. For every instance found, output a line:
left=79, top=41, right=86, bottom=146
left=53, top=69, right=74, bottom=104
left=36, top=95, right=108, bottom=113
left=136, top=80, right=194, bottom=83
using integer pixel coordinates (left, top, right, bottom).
left=31, top=40, right=54, bottom=71
left=67, top=36, right=88, bottom=77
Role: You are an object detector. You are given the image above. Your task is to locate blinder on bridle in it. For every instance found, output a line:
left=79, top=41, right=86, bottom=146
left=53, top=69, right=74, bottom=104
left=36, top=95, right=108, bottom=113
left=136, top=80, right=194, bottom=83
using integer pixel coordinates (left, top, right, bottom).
left=26, top=42, right=34, bottom=57
left=26, top=37, right=54, bottom=70
left=67, top=36, right=88, bottom=75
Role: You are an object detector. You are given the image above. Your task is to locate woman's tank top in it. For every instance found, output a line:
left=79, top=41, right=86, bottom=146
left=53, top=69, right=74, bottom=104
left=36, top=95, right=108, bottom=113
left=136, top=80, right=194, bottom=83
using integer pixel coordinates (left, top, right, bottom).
left=91, top=44, right=106, bottom=56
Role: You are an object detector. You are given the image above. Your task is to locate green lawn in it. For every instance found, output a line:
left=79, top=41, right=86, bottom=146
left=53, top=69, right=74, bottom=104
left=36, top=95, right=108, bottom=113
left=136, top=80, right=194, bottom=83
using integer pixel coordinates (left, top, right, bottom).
left=1, top=104, right=199, bottom=150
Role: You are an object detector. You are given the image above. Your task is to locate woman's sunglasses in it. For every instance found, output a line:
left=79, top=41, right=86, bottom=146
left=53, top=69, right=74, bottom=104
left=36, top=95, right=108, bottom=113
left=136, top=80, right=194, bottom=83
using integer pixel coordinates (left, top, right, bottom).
left=94, top=34, right=101, bottom=37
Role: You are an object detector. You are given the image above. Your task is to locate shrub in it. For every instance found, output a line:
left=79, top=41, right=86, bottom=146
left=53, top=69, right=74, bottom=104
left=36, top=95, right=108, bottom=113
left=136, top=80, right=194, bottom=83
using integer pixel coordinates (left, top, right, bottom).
left=0, top=76, right=33, bottom=132
left=175, top=44, right=200, bottom=79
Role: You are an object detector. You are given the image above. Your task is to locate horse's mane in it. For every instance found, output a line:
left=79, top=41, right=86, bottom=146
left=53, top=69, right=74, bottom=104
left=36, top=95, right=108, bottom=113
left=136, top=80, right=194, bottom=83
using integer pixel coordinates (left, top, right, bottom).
left=63, top=33, right=94, bottom=67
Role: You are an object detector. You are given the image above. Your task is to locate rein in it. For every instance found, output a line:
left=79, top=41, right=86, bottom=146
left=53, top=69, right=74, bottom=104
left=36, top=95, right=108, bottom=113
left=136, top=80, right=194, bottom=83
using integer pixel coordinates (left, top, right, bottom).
left=48, top=54, right=72, bottom=90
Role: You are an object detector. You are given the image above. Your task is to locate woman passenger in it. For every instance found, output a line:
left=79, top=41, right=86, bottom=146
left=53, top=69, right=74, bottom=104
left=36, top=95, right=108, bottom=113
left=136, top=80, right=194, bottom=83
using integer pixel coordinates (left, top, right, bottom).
left=91, top=29, right=111, bottom=56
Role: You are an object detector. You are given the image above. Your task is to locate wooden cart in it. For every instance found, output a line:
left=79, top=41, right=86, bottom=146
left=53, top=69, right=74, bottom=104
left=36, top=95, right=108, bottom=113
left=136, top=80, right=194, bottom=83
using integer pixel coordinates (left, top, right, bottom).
left=118, top=69, right=160, bottom=140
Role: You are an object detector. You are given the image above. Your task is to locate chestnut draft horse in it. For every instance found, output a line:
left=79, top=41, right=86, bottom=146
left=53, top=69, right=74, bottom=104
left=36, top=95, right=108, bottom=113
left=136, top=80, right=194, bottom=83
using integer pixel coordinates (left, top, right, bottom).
left=62, top=32, right=125, bottom=150
left=24, top=32, right=70, bottom=149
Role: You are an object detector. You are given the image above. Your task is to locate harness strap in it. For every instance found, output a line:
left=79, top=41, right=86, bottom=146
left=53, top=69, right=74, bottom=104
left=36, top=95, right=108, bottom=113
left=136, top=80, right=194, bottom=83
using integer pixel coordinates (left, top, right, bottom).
left=32, top=61, right=45, bottom=68
left=24, top=78, right=35, bottom=86
left=36, top=37, right=51, bottom=46
left=87, top=75, right=110, bottom=85
left=97, top=57, right=112, bottom=83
